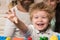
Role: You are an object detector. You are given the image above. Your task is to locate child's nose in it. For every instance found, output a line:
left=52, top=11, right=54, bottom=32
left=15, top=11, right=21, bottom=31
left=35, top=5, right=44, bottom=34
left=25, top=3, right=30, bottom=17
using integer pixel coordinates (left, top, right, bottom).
left=38, top=18, right=43, bottom=22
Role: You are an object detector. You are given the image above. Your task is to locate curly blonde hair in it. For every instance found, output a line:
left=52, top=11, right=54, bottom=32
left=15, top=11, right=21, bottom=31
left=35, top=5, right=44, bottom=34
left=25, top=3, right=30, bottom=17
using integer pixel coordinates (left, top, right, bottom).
left=29, top=2, right=55, bottom=22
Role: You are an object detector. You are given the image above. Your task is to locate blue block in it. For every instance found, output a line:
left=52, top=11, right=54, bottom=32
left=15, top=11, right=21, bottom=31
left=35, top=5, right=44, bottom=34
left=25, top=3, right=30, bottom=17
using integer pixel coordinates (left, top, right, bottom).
left=0, top=36, right=7, bottom=40
left=57, top=34, right=60, bottom=40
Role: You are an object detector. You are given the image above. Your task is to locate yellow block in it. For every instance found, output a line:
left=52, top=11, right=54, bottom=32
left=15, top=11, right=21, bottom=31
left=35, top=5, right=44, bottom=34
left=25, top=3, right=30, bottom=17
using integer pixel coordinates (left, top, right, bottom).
left=50, top=35, right=58, bottom=40
left=6, top=37, right=11, bottom=40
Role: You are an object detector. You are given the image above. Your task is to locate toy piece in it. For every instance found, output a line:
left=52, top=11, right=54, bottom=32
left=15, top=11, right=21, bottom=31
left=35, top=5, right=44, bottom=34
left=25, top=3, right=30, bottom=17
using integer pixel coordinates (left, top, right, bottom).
left=50, top=35, right=58, bottom=40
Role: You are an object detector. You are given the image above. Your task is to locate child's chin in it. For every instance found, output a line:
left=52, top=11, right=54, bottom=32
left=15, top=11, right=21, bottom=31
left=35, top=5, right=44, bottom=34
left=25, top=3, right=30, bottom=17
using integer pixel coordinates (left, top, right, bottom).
left=37, top=28, right=45, bottom=31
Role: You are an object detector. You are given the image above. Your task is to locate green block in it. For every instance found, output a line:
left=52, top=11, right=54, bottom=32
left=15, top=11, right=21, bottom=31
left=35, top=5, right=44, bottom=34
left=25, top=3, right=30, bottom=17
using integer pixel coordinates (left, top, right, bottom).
left=39, top=36, right=48, bottom=40
left=39, top=37, right=44, bottom=40
left=43, top=37, right=48, bottom=40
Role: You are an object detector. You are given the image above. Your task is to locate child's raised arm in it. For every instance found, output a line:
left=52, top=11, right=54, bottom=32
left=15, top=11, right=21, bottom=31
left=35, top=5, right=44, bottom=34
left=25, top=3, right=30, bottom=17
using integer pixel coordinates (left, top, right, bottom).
left=5, top=9, right=28, bottom=33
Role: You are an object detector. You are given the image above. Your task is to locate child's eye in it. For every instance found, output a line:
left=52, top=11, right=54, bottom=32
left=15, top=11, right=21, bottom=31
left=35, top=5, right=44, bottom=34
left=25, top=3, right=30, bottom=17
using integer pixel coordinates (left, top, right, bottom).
left=34, top=16, right=38, bottom=19
left=42, top=17, right=47, bottom=18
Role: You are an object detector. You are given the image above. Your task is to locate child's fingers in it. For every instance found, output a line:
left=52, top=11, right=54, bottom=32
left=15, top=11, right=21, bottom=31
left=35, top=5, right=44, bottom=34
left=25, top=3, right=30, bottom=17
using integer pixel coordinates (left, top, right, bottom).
left=9, top=10, right=12, bottom=14
left=4, top=16, right=10, bottom=19
left=14, top=17, right=18, bottom=23
left=13, top=9, right=16, bottom=16
left=6, top=10, right=12, bottom=14
left=13, top=9, right=18, bottom=23
left=5, top=15, right=15, bottom=23
left=5, top=9, right=18, bottom=23
left=4, top=13, right=10, bottom=18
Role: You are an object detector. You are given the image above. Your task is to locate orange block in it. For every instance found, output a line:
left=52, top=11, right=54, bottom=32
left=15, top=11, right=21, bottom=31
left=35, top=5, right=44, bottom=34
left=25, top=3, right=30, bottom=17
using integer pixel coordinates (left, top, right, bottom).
left=12, top=37, right=24, bottom=40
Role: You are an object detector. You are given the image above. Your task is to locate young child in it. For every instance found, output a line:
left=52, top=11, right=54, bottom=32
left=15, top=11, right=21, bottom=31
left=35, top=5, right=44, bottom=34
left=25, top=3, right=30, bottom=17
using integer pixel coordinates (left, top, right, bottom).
left=6, top=2, right=60, bottom=40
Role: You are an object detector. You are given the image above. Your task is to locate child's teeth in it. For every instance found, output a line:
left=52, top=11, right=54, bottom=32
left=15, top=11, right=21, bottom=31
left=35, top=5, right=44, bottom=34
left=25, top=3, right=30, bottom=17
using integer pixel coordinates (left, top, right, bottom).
left=37, top=24, right=44, bottom=26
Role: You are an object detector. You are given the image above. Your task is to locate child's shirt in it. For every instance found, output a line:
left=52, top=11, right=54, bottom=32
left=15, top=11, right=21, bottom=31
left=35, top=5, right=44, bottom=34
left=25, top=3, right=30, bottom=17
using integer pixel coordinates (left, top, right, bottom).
left=26, top=25, right=60, bottom=40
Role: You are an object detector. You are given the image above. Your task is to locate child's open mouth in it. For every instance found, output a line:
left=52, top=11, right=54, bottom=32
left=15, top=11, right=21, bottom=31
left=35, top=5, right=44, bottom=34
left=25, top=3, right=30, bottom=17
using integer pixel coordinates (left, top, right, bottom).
left=37, top=23, right=45, bottom=27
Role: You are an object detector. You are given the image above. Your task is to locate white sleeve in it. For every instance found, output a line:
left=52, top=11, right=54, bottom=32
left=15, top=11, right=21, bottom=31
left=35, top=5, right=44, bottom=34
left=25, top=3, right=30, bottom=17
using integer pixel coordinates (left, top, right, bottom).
left=4, top=19, right=16, bottom=37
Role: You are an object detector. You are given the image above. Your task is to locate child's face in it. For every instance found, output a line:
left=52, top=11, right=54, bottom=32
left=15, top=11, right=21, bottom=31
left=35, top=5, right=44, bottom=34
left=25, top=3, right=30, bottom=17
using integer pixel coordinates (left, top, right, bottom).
left=32, top=10, right=49, bottom=31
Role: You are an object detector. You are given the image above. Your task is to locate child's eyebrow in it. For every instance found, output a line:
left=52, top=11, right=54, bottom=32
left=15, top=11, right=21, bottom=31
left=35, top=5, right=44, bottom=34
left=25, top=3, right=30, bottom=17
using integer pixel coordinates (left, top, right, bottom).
left=50, top=0, right=55, bottom=2
left=34, top=15, right=47, bottom=17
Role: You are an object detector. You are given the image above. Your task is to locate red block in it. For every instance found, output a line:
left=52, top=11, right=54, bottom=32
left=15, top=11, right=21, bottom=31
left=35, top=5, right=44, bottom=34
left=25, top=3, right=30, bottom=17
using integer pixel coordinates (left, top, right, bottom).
left=28, top=36, right=32, bottom=40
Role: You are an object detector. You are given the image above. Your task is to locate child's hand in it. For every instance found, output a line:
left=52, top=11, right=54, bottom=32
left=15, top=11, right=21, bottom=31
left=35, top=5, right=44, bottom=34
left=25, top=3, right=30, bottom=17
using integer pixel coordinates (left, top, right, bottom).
left=5, top=9, right=18, bottom=23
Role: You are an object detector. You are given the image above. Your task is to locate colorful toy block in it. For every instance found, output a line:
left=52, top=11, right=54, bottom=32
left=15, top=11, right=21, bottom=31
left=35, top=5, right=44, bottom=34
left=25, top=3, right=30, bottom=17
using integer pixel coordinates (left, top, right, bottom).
left=50, top=35, right=58, bottom=40
left=12, top=37, right=24, bottom=40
